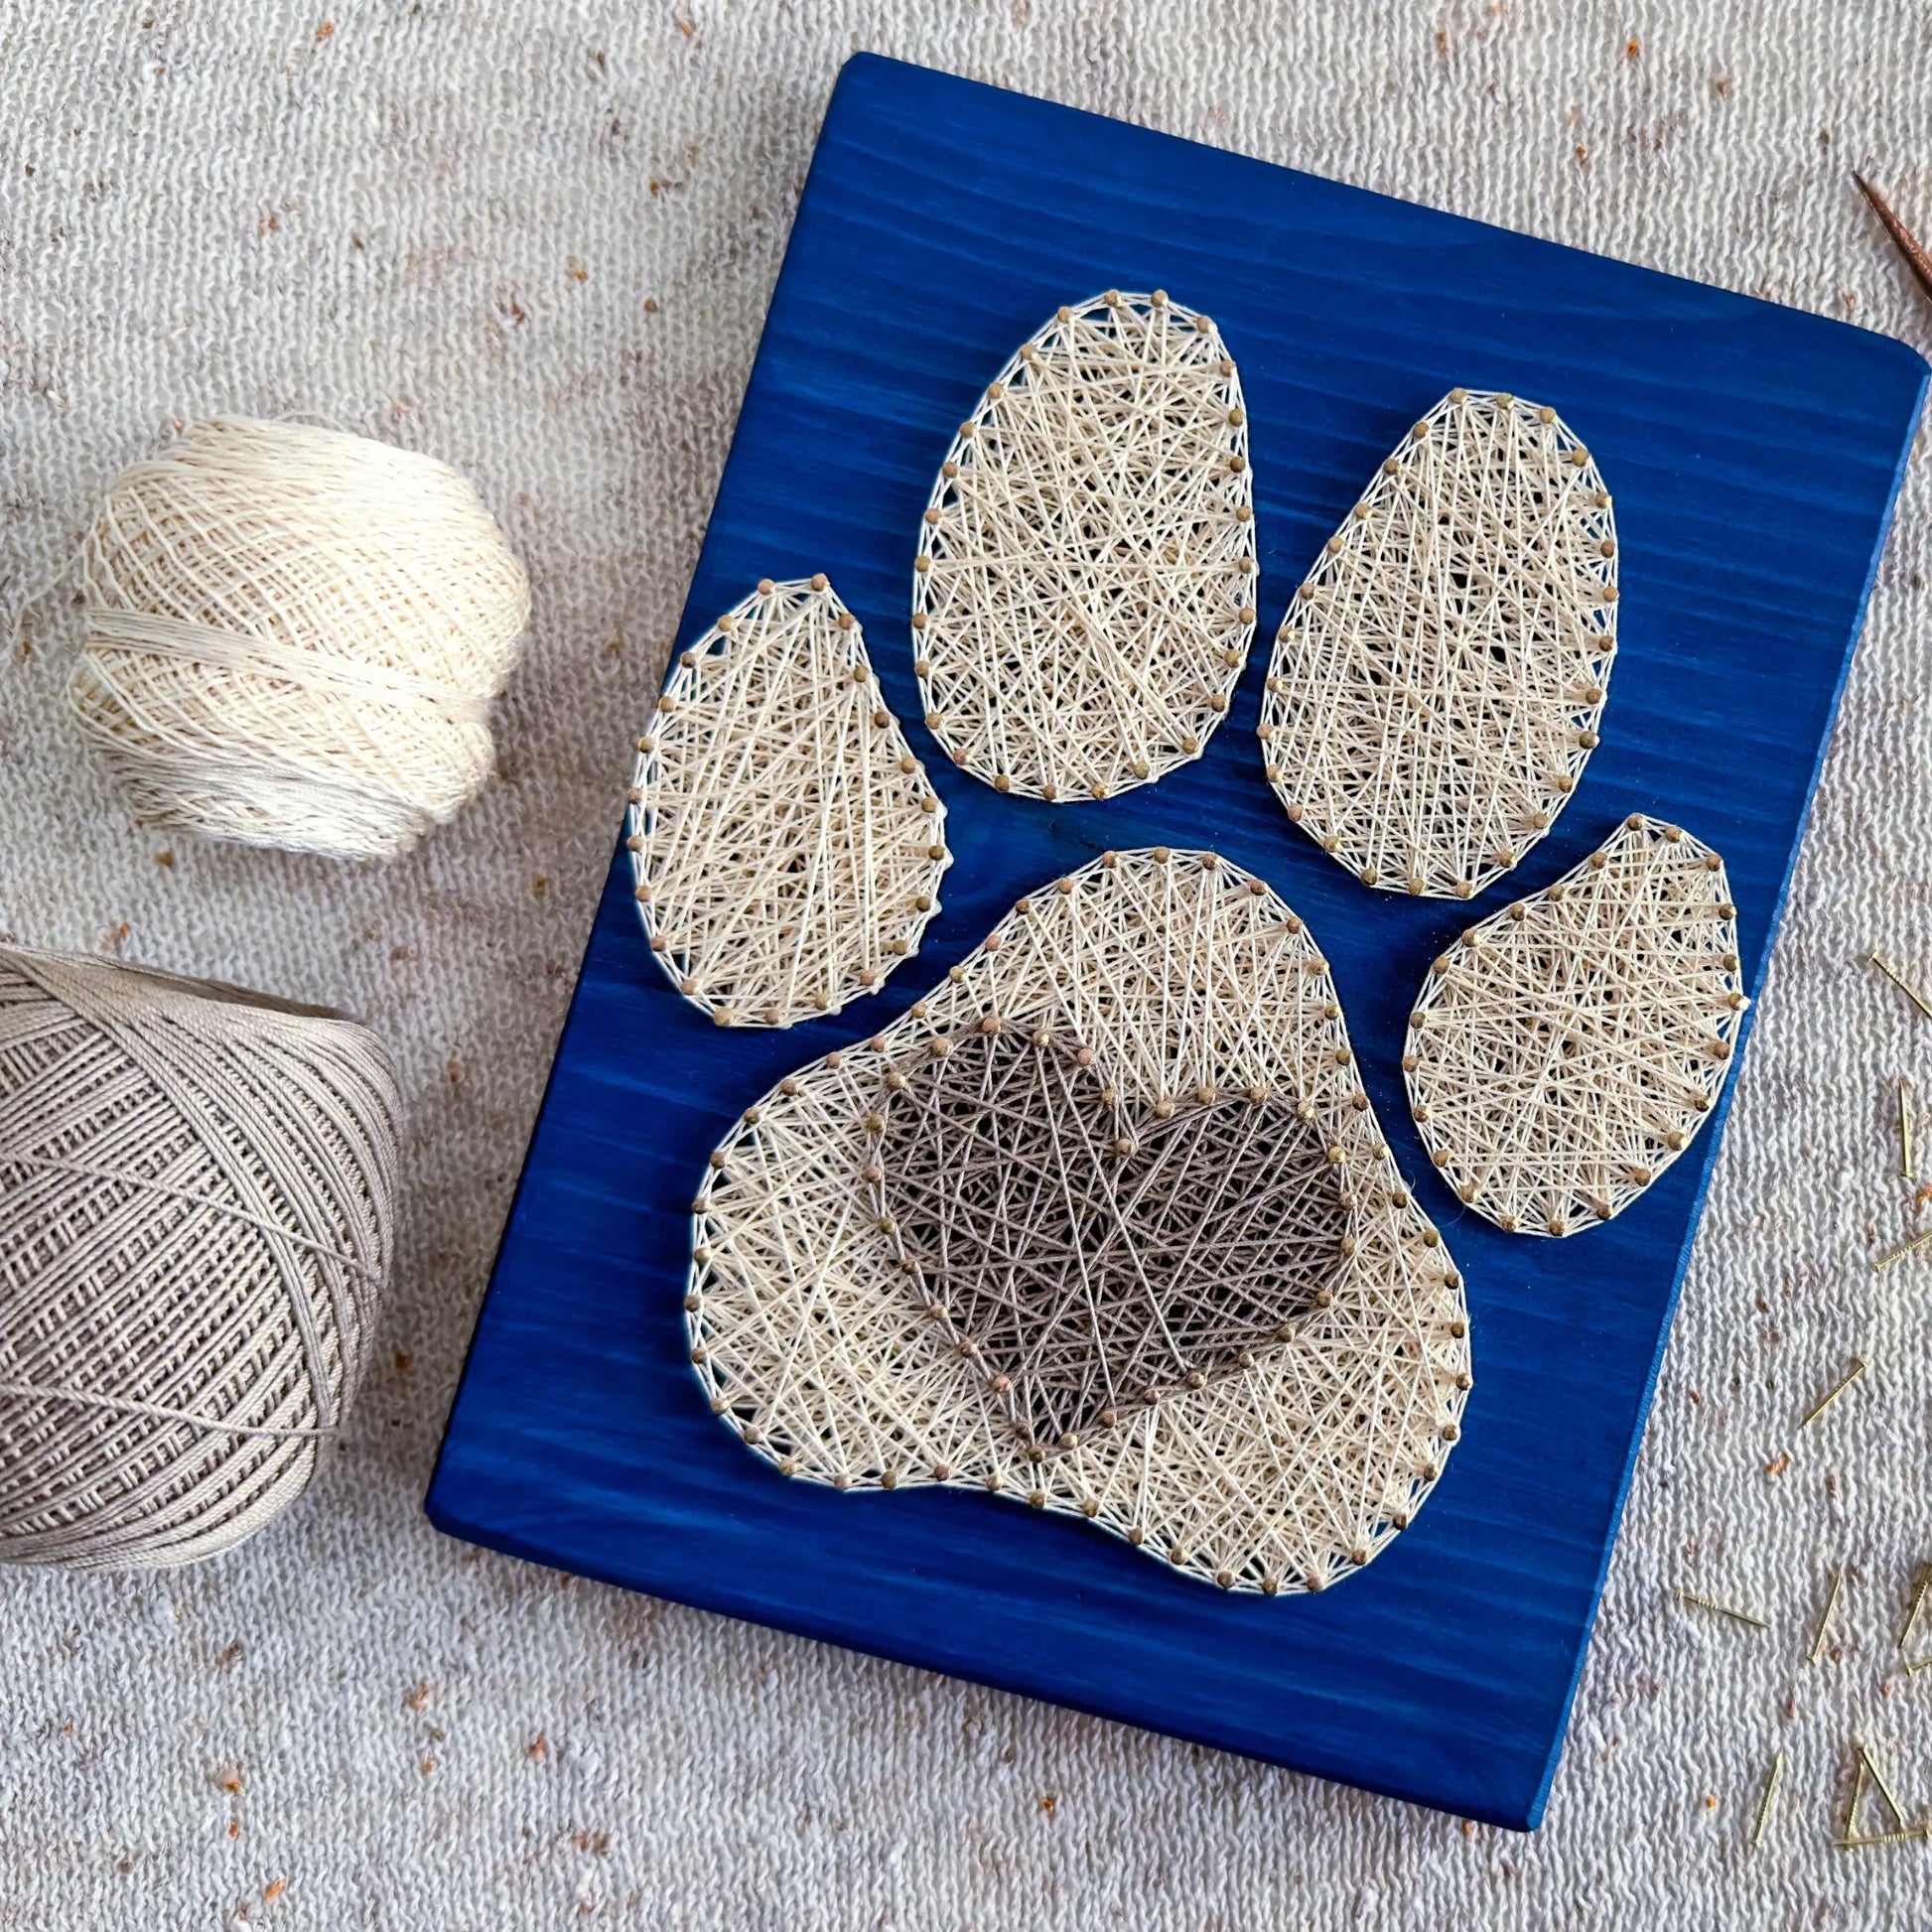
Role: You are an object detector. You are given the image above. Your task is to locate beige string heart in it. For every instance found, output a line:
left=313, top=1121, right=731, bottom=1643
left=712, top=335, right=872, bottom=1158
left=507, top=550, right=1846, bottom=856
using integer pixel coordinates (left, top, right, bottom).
left=869, top=1015, right=1347, bottom=1452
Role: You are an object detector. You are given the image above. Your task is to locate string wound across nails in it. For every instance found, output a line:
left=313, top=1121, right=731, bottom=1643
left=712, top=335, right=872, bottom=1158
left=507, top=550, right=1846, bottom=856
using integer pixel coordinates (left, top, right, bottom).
left=912, top=292, right=1257, bottom=803
left=684, top=849, right=1471, bottom=1594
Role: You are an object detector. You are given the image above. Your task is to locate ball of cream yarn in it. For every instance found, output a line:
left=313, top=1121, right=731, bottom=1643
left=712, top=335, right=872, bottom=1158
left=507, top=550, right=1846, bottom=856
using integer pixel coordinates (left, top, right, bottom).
left=0, top=946, right=397, bottom=1569
left=69, top=417, right=531, bottom=861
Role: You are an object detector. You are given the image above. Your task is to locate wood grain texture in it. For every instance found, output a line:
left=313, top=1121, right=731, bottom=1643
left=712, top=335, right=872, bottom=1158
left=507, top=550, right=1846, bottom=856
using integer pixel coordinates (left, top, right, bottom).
left=427, top=54, right=1926, bottom=1830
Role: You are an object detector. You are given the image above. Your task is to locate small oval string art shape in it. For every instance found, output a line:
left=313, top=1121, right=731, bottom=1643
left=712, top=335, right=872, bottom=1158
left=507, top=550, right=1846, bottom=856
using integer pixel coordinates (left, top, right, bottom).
left=688, top=849, right=1471, bottom=1594
left=1405, top=813, right=1747, bottom=1236
left=628, top=576, right=950, bottom=1028
left=911, top=291, right=1258, bottom=802
left=1261, top=387, right=1618, bottom=898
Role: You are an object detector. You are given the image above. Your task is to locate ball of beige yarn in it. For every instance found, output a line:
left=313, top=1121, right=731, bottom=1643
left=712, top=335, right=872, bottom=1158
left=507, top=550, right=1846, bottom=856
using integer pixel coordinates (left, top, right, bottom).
left=0, top=946, right=398, bottom=1569
left=69, top=417, right=531, bottom=861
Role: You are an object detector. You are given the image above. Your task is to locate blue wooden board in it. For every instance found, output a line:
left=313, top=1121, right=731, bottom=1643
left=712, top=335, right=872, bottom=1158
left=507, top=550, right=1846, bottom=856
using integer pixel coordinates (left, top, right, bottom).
left=427, top=54, right=1926, bottom=1829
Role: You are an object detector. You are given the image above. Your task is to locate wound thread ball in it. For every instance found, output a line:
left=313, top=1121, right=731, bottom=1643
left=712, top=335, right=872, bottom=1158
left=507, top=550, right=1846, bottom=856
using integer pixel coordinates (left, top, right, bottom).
left=69, top=417, right=531, bottom=861
left=0, top=947, right=398, bottom=1569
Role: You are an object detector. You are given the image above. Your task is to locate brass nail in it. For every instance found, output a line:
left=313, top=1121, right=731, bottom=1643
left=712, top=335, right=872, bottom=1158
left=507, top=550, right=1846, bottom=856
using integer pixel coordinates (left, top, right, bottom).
left=1861, top=1739, right=1912, bottom=1832
left=1875, top=1227, right=1932, bottom=1273
left=1751, top=1749, right=1784, bottom=1849
left=1902, top=1565, right=1932, bottom=1651
left=1814, top=1564, right=1847, bottom=1662
left=1868, top=950, right=1932, bottom=1021
left=1801, top=1355, right=1868, bottom=1428
left=1673, top=1587, right=1770, bottom=1630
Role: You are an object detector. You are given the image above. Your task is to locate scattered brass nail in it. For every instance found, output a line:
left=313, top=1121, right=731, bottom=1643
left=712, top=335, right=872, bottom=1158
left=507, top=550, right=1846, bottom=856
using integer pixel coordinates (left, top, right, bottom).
left=1815, top=1564, right=1847, bottom=1662
left=1801, top=1355, right=1868, bottom=1427
left=1861, top=1739, right=1912, bottom=1832
left=1870, top=951, right=1932, bottom=1019
left=1875, top=1227, right=1932, bottom=1273
left=1752, top=1749, right=1784, bottom=1849
left=1838, top=1737, right=1929, bottom=1848
left=1902, top=1565, right=1932, bottom=1652
left=1906, top=1656, right=1932, bottom=1676
left=1673, top=1587, right=1770, bottom=1630
left=1854, top=174, right=1932, bottom=309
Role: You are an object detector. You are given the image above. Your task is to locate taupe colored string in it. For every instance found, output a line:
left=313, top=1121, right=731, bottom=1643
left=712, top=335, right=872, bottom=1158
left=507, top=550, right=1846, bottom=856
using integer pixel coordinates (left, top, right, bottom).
left=628, top=576, right=951, bottom=1029
left=684, top=849, right=1471, bottom=1595
left=0, top=1383, right=334, bottom=1442
left=911, top=291, right=1258, bottom=802
left=0, top=946, right=398, bottom=1569
left=1262, top=387, right=1617, bottom=898
left=1405, top=813, right=1746, bottom=1235
left=876, top=1021, right=1346, bottom=1450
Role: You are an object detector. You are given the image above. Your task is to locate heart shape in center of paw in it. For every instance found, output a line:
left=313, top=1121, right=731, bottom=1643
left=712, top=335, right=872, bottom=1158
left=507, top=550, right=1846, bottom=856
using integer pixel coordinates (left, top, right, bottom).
left=870, top=1017, right=1348, bottom=1450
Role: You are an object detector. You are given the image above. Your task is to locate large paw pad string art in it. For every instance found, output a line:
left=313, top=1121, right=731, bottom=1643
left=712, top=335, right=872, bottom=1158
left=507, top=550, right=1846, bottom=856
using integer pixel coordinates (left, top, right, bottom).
left=1261, top=387, right=1617, bottom=899
left=687, top=849, right=1471, bottom=1594
left=627, top=577, right=949, bottom=1029
left=1404, top=813, right=1746, bottom=1236
left=911, top=292, right=1258, bottom=802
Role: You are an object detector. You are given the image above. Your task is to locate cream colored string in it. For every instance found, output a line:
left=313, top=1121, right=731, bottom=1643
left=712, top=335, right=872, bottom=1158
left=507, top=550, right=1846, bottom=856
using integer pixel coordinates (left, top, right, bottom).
left=685, top=850, right=1470, bottom=1594
left=67, top=416, right=529, bottom=860
left=629, top=576, right=948, bottom=1028
left=912, top=291, right=1257, bottom=802
left=86, top=608, right=492, bottom=720
left=1263, top=388, right=1616, bottom=898
left=1406, top=814, right=1745, bottom=1235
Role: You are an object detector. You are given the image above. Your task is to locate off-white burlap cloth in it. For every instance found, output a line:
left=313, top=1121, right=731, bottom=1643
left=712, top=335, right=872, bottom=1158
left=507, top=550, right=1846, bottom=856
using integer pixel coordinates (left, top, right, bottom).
left=4, top=3, right=1931, bottom=1925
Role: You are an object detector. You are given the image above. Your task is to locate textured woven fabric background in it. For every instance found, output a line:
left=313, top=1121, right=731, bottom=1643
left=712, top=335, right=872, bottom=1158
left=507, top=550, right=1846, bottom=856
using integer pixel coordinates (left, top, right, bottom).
left=3, top=2, right=1931, bottom=1924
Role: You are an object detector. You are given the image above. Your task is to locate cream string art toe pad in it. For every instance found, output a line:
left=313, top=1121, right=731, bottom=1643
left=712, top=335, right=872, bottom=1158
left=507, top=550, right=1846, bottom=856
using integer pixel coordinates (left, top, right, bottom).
left=1405, top=813, right=1746, bottom=1236
left=911, top=292, right=1258, bottom=802
left=627, top=576, right=950, bottom=1029
left=687, top=848, right=1471, bottom=1594
left=1261, top=388, right=1617, bottom=898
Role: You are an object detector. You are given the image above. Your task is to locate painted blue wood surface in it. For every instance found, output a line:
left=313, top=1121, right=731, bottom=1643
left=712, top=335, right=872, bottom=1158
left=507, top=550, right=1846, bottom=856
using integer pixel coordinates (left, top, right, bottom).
left=427, top=54, right=1926, bottom=1829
